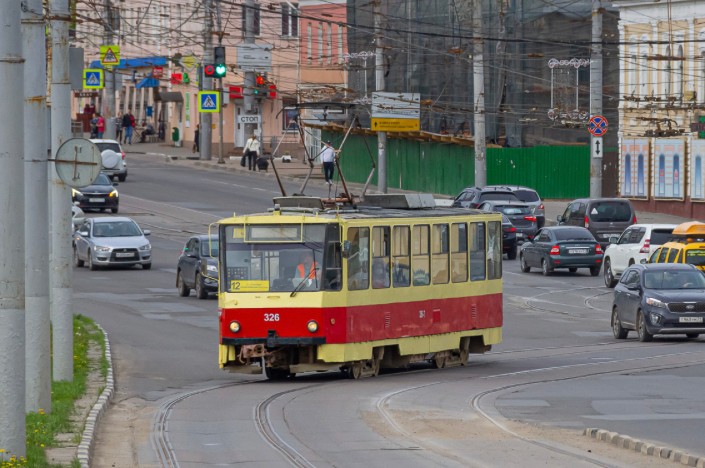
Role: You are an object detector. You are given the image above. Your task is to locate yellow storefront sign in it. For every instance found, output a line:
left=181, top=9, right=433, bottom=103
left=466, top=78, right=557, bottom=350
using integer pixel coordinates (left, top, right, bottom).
left=371, top=118, right=420, bottom=132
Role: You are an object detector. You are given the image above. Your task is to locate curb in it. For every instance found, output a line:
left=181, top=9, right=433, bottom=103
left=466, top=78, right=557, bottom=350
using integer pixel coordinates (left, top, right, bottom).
left=77, top=324, right=115, bottom=468
left=584, top=428, right=705, bottom=467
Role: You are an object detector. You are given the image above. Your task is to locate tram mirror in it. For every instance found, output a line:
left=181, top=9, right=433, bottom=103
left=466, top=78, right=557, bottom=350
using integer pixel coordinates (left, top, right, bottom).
left=342, top=240, right=351, bottom=258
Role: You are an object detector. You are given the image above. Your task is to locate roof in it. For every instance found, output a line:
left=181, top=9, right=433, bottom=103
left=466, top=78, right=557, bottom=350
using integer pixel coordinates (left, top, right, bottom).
left=92, top=216, right=135, bottom=223
left=672, top=221, right=705, bottom=237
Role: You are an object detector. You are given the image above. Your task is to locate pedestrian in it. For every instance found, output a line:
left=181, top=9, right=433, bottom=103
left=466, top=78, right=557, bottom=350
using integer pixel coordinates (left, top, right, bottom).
left=115, top=116, right=123, bottom=142
left=95, top=113, right=105, bottom=138
left=243, top=133, right=260, bottom=171
left=193, top=124, right=200, bottom=153
left=121, top=109, right=133, bottom=144
left=320, top=140, right=337, bottom=185
left=89, top=113, right=98, bottom=138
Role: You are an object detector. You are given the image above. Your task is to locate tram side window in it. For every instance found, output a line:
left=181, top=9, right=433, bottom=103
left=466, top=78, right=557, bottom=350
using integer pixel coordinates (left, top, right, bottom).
left=347, top=227, right=369, bottom=290
left=451, top=223, right=468, bottom=282
left=392, top=226, right=410, bottom=287
left=432, top=224, right=449, bottom=284
left=470, top=222, right=486, bottom=281
left=487, top=221, right=502, bottom=280
left=372, top=226, right=391, bottom=289
left=324, top=224, right=342, bottom=291
left=412, top=225, right=430, bottom=286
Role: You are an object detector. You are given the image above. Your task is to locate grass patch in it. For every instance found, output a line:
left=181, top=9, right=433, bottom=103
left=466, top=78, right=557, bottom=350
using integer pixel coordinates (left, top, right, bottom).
left=1, top=315, right=105, bottom=468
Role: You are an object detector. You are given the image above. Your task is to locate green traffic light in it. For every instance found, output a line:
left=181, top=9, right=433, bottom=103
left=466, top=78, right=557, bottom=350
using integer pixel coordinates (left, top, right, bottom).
left=214, top=64, right=227, bottom=78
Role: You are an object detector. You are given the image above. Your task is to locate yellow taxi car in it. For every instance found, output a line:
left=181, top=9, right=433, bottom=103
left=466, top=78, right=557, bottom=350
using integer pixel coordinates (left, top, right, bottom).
left=648, top=221, right=705, bottom=271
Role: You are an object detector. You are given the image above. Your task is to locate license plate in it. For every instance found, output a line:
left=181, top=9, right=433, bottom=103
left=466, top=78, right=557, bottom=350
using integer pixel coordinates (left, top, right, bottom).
left=679, top=317, right=703, bottom=323
left=115, top=252, right=134, bottom=258
left=601, top=233, right=615, bottom=238
left=89, top=198, right=105, bottom=203
left=569, top=249, right=588, bottom=254
left=516, top=233, right=524, bottom=238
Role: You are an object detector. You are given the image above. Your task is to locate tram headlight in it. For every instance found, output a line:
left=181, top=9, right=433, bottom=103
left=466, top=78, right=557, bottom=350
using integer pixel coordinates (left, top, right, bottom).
left=307, top=320, right=318, bottom=333
left=229, top=321, right=241, bottom=333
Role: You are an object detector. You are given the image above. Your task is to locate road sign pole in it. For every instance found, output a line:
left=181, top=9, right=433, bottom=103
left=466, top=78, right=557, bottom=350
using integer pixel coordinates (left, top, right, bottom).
left=200, top=0, right=213, bottom=160
left=590, top=0, right=603, bottom=198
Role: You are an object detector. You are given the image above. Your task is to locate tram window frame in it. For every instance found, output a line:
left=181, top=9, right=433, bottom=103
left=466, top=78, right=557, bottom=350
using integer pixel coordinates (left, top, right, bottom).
left=347, top=226, right=370, bottom=290
left=470, top=222, right=486, bottom=281
left=324, top=224, right=342, bottom=291
left=412, top=224, right=430, bottom=286
left=432, top=223, right=449, bottom=284
left=392, top=225, right=411, bottom=287
left=487, top=220, right=502, bottom=280
left=372, top=226, right=391, bottom=289
left=451, top=223, right=468, bottom=282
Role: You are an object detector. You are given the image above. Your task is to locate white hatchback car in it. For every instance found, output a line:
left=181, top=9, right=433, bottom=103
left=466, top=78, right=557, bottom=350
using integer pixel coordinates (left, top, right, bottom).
left=90, top=139, right=127, bottom=181
left=602, top=223, right=676, bottom=287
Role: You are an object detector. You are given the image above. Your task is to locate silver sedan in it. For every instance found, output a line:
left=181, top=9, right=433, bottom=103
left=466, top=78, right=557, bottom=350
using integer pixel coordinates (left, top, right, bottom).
left=73, top=216, right=152, bottom=270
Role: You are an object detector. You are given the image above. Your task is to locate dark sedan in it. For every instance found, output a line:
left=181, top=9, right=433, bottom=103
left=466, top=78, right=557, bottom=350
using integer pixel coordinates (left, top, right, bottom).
left=612, top=263, right=705, bottom=342
left=71, top=173, right=119, bottom=213
left=519, top=226, right=603, bottom=276
left=501, top=214, right=518, bottom=260
left=177, top=234, right=219, bottom=299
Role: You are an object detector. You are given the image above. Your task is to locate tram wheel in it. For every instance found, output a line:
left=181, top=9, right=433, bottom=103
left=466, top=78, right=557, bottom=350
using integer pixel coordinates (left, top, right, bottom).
left=433, top=353, right=446, bottom=369
left=348, top=362, right=363, bottom=380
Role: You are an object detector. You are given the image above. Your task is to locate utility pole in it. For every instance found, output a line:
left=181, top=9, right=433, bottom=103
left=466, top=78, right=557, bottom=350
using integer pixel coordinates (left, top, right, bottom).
left=201, top=0, right=213, bottom=160
left=215, top=1, right=225, bottom=164
left=374, top=0, right=387, bottom=193
left=0, top=1, right=26, bottom=458
left=23, top=0, right=52, bottom=413
left=590, top=0, right=603, bottom=198
left=103, top=0, right=116, bottom=139
left=243, top=0, right=257, bottom=144
left=50, top=0, right=74, bottom=382
left=472, top=0, right=487, bottom=187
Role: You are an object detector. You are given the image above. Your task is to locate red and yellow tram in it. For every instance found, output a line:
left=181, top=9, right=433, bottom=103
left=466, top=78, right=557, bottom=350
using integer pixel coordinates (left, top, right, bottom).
left=217, top=194, right=503, bottom=379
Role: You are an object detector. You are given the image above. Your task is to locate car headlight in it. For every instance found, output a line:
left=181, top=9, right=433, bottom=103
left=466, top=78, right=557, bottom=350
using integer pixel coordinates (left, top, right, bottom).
left=93, top=245, right=110, bottom=252
left=206, top=264, right=218, bottom=273
left=138, top=244, right=151, bottom=251
left=646, top=297, right=667, bottom=308
left=72, top=188, right=82, bottom=197
left=109, top=189, right=118, bottom=198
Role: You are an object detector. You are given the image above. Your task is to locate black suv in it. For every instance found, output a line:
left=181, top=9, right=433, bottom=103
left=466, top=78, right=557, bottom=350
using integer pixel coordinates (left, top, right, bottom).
left=176, top=234, right=219, bottom=299
left=452, top=186, right=520, bottom=209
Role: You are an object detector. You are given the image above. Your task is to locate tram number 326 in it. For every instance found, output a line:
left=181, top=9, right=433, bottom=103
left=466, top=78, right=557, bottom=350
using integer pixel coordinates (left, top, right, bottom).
left=264, top=313, right=280, bottom=322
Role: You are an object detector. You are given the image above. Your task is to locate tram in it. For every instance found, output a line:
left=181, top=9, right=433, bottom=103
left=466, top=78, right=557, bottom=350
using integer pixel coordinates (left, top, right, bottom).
left=217, top=193, right=503, bottom=379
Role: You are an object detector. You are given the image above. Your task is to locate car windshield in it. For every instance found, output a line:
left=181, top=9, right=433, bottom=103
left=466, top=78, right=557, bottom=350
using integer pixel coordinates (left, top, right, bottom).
left=93, top=221, right=142, bottom=237
left=497, top=205, right=530, bottom=215
left=554, top=228, right=594, bottom=241
left=513, top=189, right=539, bottom=203
left=685, top=250, right=705, bottom=266
left=644, top=270, right=705, bottom=289
left=93, top=174, right=112, bottom=186
left=587, top=201, right=632, bottom=222
left=95, top=142, right=121, bottom=153
left=200, top=239, right=219, bottom=257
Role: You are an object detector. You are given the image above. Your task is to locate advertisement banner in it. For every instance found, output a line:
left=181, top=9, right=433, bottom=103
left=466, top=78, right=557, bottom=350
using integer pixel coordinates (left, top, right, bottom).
left=652, top=138, right=685, bottom=199
left=620, top=138, right=649, bottom=198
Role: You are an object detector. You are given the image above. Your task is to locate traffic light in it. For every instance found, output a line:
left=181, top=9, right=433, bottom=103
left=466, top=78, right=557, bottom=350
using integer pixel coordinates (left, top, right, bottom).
left=213, top=46, right=226, bottom=78
left=204, top=63, right=226, bottom=79
left=254, top=73, right=267, bottom=96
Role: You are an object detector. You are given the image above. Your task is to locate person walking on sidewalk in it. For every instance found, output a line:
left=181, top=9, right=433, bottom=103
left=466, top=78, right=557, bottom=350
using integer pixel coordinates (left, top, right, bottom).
left=193, top=124, right=200, bottom=153
left=243, top=134, right=260, bottom=171
left=95, top=113, right=105, bottom=138
left=320, top=140, right=337, bottom=185
left=121, top=110, right=133, bottom=144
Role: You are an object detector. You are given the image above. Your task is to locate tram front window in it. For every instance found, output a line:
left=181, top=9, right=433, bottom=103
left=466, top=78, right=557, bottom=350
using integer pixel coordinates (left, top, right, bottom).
left=222, top=224, right=334, bottom=293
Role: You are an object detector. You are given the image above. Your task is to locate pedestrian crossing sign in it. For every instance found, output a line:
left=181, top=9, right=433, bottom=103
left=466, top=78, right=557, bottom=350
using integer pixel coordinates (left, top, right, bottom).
left=83, top=69, right=104, bottom=89
left=198, top=91, right=220, bottom=113
left=100, top=45, right=120, bottom=66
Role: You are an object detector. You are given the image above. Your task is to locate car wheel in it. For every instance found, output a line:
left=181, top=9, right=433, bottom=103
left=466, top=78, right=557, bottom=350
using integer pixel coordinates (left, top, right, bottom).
left=142, top=263, right=151, bottom=270
left=611, top=307, right=628, bottom=339
left=589, top=265, right=601, bottom=276
left=88, top=253, right=98, bottom=271
left=541, top=258, right=552, bottom=276
left=73, top=247, right=84, bottom=267
left=177, top=271, right=190, bottom=297
left=520, top=254, right=530, bottom=273
left=637, top=311, right=653, bottom=342
left=604, top=258, right=617, bottom=288
left=507, top=246, right=517, bottom=260
left=111, top=207, right=118, bottom=214
left=568, top=267, right=577, bottom=273
left=195, top=273, right=208, bottom=299
left=686, top=333, right=699, bottom=339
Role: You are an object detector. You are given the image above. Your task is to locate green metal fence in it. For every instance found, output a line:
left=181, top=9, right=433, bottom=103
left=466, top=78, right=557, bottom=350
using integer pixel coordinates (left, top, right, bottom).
left=327, top=132, right=590, bottom=199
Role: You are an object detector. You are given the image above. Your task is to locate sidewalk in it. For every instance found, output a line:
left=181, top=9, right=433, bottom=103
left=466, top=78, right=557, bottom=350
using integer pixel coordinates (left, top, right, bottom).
left=127, top=142, right=692, bottom=226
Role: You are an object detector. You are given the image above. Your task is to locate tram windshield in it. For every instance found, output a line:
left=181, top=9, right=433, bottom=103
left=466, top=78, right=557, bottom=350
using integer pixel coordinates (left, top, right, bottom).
left=221, top=224, right=341, bottom=293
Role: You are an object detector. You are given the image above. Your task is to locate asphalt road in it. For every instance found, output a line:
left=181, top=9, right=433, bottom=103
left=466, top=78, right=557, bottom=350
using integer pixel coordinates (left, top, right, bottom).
left=79, top=152, right=705, bottom=467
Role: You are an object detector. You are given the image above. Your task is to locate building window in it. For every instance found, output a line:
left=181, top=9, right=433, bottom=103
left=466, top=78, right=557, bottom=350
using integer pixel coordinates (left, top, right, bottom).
left=338, top=27, right=343, bottom=64
left=282, top=98, right=299, bottom=132
left=281, top=3, right=298, bottom=37
left=664, top=45, right=672, bottom=97
left=307, top=23, right=312, bottom=64
left=241, top=3, right=260, bottom=36
left=676, top=44, right=684, bottom=100
left=318, top=23, right=323, bottom=64
left=327, top=23, right=333, bottom=64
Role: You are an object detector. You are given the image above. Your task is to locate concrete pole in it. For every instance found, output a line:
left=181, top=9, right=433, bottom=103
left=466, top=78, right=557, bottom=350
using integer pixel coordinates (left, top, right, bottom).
left=0, top=1, right=27, bottom=458
left=374, top=0, right=387, bottom=193
left=103, top=0, right=116, bottom=139
left=200, top=0, right=213, bottom=160
left=590, top=0, right=603, bottom=198
left=243, top=0, right=257, bottom=142
left=23, top=0, right=52, bottom=413
left=50, top=0, right=74, bottom=382
left=472, top=0, right=487, bottom=187
left=216, top=1, right=225, bottom=163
